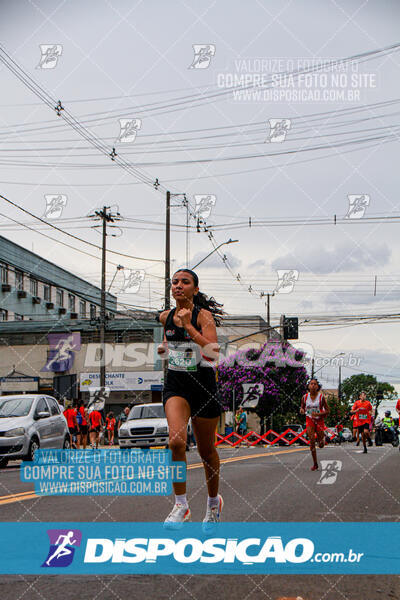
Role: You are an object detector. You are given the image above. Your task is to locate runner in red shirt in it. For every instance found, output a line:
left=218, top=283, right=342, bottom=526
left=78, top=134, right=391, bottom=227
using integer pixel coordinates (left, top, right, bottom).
left=396, top=399, right=400, bottom=421
left=63, top=405, right=78, bottom=448
left=106, top=412, right=116, bottom=446
left=351, top=391, right=373, bottom=453
left=88, top=409, right=103, bottom=449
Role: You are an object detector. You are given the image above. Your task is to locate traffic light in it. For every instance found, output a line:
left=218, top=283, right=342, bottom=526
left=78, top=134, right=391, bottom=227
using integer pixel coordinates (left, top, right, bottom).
left=283, top=316, right=298, bottom=340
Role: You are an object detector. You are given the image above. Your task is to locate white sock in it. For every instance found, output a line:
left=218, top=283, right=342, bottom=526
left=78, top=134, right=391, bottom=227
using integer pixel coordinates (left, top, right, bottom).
left=208, top=495, right=219, bottom=508
left=175, top=494, right=188, bottom=507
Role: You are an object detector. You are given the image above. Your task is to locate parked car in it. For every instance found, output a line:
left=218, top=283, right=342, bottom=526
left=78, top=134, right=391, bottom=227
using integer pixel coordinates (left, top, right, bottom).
left=118, top=403, right=169, bottom=449
left=278, top=423, right=307, bottom=446
left=0, top=394, right=70, bottom=468
left=342, top=427, right=353, bottom=442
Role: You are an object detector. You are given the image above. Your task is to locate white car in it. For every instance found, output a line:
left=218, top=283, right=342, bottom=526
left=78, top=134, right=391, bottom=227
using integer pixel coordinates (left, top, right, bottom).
left=118, top=403, right=169, bottom=449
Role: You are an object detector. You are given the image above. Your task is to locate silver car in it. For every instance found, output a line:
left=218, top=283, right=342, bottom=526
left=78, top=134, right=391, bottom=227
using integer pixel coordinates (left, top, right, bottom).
left=0, top=394, right=70, bottom=468
left=118, top=403, right=169, bottom=449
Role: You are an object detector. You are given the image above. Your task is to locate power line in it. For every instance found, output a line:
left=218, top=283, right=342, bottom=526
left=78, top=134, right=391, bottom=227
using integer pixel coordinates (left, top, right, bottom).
left=0, top=193, right=163, bottom=263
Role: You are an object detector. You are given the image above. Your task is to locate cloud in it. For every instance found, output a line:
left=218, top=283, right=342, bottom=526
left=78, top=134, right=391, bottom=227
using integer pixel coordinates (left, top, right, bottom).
left=248, top=259, right=267, bottom=270
left=324, top=288, right=400, bottom=306
left=271, top=241, right=390, bottom=274
left=299, top=300, right=313, bottom=309
left=189, top=251, right=241, bottom=269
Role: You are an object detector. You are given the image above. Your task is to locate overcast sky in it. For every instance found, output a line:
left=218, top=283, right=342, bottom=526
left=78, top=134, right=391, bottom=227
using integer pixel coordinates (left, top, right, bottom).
left=1, top=0, right=400, bottom=390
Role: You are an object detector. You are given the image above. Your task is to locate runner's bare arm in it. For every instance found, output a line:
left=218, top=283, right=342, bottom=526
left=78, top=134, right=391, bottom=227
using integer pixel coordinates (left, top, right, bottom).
left=157, top=310, right=169, bottom=355
left=300, top=395, right=305, bottom=414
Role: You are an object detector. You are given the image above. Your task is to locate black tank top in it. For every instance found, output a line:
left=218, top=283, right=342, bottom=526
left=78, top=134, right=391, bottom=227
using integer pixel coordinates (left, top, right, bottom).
left=164, top=306, right=208, bottom=372
left=164, top=306, right=201, bottom=342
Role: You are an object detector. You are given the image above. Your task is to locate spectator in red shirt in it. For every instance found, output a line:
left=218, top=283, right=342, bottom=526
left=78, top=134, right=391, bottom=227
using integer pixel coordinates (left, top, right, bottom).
left=89, top=409, right=103, bottom=449
left=106, top=412, right=116, bottom=446
left=75, top=400, right=89, bottom=450
left=63, top=405, right=78, bottom=448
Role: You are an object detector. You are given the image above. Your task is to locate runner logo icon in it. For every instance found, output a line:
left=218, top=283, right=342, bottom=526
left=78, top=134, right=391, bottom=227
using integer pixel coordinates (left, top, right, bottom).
left=42, top=529, right=82, bottom=568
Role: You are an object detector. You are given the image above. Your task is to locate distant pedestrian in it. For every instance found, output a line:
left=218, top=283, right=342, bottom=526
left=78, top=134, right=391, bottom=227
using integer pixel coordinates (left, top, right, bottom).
left=63, top=404, right=78, bottom=448
left=75, top=400, right=88, bottom=449
left=106, top=411, right=116, bottom=445
left=238, top=409, right=247, bottom=436
left=118, top=406, right=130, bottom=430
left=89, top=409, right=103, bottom=449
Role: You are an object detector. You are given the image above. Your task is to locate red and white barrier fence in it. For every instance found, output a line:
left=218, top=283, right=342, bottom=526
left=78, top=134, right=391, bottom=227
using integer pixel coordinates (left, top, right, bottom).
left=216, top=428, right=337, bottom=447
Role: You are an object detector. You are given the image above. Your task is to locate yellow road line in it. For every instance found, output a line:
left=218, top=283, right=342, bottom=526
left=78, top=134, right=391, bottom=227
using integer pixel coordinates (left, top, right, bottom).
left=0, top=491, right=37, bottom=505
left=0, top=447, right=309, bottom=505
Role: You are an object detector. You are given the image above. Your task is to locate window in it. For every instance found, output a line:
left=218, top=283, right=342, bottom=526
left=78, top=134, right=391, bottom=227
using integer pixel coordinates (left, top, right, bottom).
left=0, top=309, right=8, bottom=321
left=90, top=304, right=96, bottom=319
left=43, top=284, right=51, bottom=301
left=47, top=397, right=60, bottom=415
left=15, top=270, right=24, bottom=291
left=0, top=263, right=8, bottom=284
left=56, top=288, right=64, bottom=306
left=79, top=300, right=86, bottom=317
left=35, top=397, right=49, bottom=417
left=68, top=294, right=75, bottom=312
left=30, top=277, right=38, bottom=296
left=14, top=313, right=23, bottom=321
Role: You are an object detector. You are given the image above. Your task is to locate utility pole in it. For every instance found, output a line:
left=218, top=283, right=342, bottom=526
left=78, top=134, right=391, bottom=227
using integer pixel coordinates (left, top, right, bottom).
left=311, top=357, right=315, bottom=378
left=266, top=292, right=275, bottom=340
left=89, top=206, right=121, bottom=388
left=165, top=190, right=171, bottom=310
left=338, top=364, right=342, bottom=400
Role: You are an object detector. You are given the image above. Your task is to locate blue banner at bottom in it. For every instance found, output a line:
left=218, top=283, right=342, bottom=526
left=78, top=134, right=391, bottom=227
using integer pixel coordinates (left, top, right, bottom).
left=0, top=522, right=398, bottom=574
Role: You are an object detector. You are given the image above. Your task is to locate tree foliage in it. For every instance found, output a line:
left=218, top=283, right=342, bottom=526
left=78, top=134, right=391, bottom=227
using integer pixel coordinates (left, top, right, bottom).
left=216, top=341, right=308, bottom=430
left=341, top=373, right=396, bottom=414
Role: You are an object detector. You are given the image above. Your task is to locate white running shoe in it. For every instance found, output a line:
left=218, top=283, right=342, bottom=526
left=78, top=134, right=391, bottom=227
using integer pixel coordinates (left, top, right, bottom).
left=163, top=503, right=191, bottom=530
left=202, top=494, right=224, bottom=534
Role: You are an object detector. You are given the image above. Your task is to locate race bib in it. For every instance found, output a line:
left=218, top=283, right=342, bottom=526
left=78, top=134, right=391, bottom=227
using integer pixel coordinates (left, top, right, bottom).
left=358, top=414, right=367, bottom=420
left=168, top=346, right=198, bottom=372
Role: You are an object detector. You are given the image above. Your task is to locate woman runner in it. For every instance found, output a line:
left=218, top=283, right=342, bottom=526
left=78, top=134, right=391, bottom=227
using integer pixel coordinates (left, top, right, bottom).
left=300, top=379, right=329, bottom=471
left=158, top=269, right=223, bottom=530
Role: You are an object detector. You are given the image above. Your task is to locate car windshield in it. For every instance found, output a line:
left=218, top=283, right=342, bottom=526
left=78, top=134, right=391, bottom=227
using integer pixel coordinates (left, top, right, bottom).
left=128, top=405, right=165, bottom=420
left=0, top=397, right=34, bottom=417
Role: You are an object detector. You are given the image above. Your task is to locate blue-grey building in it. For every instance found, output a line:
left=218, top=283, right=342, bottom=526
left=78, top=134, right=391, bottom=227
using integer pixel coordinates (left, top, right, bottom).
left=0, top=234, right=116, bottom=322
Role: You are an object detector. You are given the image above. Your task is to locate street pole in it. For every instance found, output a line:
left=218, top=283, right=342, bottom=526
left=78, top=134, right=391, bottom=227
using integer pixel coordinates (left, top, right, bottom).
left=100, top=206, right=107, bottom=389
left=89, top=206, right=121, bottom=390
left=311, top=358, right=315, bottom=378
left=165, top=190, right=171, bottom=310
left=338, top=364, right=342, bottom=400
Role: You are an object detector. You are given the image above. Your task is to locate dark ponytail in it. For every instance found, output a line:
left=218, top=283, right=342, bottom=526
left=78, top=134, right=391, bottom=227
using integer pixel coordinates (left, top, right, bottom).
left=194, top=291, right=224, bottom=326
left=177, top=268, right=224, bottom=326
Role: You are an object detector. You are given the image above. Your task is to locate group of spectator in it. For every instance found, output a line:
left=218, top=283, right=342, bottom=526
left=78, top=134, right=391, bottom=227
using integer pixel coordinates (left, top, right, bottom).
left=62, top=401, right=119, bottom=449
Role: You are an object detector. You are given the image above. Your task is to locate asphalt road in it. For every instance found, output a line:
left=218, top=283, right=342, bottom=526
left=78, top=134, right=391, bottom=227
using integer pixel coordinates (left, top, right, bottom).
left=0, top=443, right=399, bottom=600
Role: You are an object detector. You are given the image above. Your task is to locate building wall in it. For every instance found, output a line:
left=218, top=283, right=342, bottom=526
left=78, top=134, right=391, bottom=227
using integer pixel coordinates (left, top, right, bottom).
left=0, top=234, right=116, bottom=321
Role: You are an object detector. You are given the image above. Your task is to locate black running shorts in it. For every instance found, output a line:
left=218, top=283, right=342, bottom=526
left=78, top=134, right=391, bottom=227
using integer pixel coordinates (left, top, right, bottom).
left=163, top=368, right=222, bottom=419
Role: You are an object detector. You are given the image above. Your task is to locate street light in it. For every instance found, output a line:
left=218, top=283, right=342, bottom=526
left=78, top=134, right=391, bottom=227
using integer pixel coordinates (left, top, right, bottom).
left=190, top=239, right=239, bottom=269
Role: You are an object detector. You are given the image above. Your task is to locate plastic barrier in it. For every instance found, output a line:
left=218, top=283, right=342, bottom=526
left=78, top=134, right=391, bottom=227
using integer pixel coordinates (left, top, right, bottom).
left=215, top=427, right=337, bottom=447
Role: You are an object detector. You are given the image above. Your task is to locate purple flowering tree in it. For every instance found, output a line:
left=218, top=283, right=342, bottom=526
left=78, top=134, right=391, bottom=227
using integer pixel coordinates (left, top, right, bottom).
left=215, top=341, right=308, bottom=429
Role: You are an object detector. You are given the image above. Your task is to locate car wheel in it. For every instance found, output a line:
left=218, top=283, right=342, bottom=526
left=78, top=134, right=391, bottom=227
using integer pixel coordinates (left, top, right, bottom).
left=63, top=437, right=71, bottom=450
left=26, top=438, right=40, bottom=461
left=0, top=457, right=8, bottom=468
